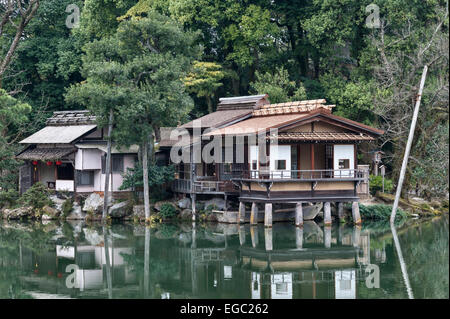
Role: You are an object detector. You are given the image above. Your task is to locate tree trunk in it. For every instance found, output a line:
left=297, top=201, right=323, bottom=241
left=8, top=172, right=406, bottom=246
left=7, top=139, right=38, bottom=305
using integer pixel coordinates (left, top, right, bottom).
left=102, top=109, right=114, bottom=220
left=142, top=140, right=151, bottom=221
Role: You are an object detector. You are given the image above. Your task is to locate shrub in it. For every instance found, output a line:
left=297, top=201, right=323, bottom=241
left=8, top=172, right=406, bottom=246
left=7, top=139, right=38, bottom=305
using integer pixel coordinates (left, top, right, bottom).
left=369, top=174, right=393, bottom=195
left=61, top=198, right=74, bottom=217
left=19, top=182, right=52, bottom=209
left=159, top=203, right=177, bottom=219
left=0, top=189, right=19, bottom=207
left=205, top=204, right=218, bottom=214
left=359, top=204, right=407, bottom=221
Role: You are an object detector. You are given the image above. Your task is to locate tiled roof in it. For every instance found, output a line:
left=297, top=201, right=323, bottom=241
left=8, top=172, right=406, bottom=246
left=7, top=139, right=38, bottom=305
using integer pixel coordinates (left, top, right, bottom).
left=46, top=110, right=96, bottom=126
left=253, top=99, right=335, bottom=117
left=16, top=147, right=76, bottom=160
left=267, top=132, right=376, bottom=141
left=216, top=94, right=269, bottom=111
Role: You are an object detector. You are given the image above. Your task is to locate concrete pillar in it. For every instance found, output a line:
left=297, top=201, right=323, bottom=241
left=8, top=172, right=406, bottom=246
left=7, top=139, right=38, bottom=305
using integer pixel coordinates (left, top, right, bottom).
left=238, top=202, right=246, bottom=224
left=191, top=194, right=196, bottom=222
left=296, top=227, right=303, bottom=249
left=352, top=202, right=361, bottom=225
left=324, top=202, right=332, bottom=226
left=264, top=203, right=272, bottom=228
left=324, top=226, right=331, bottom=249
left=250, top=226, right=259, bottom=248
left=352, top=225, right=361, bottom=248
left=295, top=202, right=303, bottom=227
left=239, top=225, right=246, bottom=246
left=264, top=228, right=273, bottom=251
left=250, top=202, right=259, bottom=225
left=338, top=202, right=345, bottom=220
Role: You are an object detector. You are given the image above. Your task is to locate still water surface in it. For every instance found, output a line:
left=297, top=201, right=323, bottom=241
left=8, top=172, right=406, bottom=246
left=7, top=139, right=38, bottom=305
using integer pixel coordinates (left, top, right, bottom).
left=0, top=216, right=448, bottom=299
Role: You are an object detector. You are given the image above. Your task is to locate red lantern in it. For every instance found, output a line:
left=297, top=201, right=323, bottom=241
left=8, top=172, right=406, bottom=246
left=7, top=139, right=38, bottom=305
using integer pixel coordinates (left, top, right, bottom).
left=46, top=161, right=53, bottom=166
left=55, top=161, right=62, bottom=166
left=32, top=161, right=38, bottom=165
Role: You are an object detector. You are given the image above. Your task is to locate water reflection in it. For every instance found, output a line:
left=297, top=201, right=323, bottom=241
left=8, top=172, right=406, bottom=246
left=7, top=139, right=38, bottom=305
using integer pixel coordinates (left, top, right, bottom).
left=0, top=216, right=448, bottom=299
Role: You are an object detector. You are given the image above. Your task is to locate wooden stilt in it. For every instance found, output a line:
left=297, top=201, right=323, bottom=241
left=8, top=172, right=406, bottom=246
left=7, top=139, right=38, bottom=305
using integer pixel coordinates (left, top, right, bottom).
left=250, top=202, right=258, bottom=225
left=238, top=202, right=246, bottom=224
left=250, top=226, right=259, bottom=248
left=324, top=202, right=332, bottom=225
left=239, top=225, right=246, bottom=246
left=295, top=202, right=303, bottom=227
left=352, top=202, right=361, bottom=225
left=264, top=228, right=273, bottom=251
left=264, top=203, right=272, bottom=228
left=324, top=226, right=331, bottom=249
left=352, top=225, right=361, bottom=248
left=296, top=227, right=303, bottom=249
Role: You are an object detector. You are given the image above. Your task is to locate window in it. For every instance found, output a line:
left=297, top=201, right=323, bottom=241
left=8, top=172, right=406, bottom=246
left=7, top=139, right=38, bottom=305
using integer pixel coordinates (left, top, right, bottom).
left=77, top=171, right=94, bottom=186
left=102, top=155, right=124, bottom=173
left=252, top=160, right=258, bottom=170
left=223, top=163, right=232, bottom=174
left=338, top=159, right=350, bottom=169
left=275, top=160, right=286, bottom=170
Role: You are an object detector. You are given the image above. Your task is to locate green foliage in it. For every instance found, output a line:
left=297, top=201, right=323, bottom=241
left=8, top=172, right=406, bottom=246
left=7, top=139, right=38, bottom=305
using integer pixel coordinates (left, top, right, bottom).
left=205, top=204, right=218, bottom=214
left=369, top=174, right=393, bottom=195
left=359, top=204, right=406, bottom=221
left=0, top=190, right=19, bottom=208
left=120, top=164, right=175, bottom=191
left=18, top=183, right=52, bottom=209
left=159, top=203, right=177, bottom=219
left=251, top=67, right=307, bottom=103
left=61, top=198, right=74, bottom=217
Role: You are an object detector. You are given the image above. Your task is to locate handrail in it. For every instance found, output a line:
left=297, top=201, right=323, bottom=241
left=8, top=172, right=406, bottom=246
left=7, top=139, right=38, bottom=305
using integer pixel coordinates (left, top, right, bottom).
left=244, top=169, right=366, bottom=180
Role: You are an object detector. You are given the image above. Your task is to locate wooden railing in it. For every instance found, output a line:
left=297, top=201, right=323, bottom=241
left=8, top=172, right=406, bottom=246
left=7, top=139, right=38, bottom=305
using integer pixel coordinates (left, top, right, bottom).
left=171, top=179, right=191, bottom=193
left=171, top=179, right=237, bottom=193
left=241, top=169, right=366, bottom=181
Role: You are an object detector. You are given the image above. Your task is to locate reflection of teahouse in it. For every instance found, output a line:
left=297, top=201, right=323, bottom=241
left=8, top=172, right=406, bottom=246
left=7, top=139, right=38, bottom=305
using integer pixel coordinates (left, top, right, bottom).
left=16, top=110, right=138, bottom=195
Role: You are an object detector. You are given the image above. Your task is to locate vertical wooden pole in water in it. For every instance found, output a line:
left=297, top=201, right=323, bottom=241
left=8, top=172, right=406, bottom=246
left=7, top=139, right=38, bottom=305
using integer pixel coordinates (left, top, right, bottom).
left=296, top=227, right=303, bottom=249
left=238, top=202, right=246, bottom=223
left=352, top=225, right=361, bottom=248
left=250, top=202, right=258, bottom=225
left=324, top=225, right=331, bottom=249
left=191, top=193, right=196, bottom=222
left=324, top=202, right=331, bottom=226
left=239, top=225, right=246, bottom=246
left=352, top=202, right=361, bottom=225
left=295, top=202, right=303, bottom=227
left=250, top=226, right=259, bottom=248
left=264, top=228, right=273, bottom=251
left=264, top=203, right=272, bottom=228
left=103, top=227, right=113, bottom=299
left=144, top=226, right=150, bottom=298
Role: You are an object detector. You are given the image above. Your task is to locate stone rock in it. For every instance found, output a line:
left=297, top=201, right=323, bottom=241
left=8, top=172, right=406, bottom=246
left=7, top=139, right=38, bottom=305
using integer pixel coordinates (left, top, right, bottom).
left=3, top=206, right=33, bottom=220
left=66, top=204, right=85, bottom=220
left=82, top=193, right=104, bottom=212
left=206, top=213, right=218, bottom=222
left=42, top=205, right=60, bottom=220
left=108, top=201, right=132, bottom=219
left=49, top=195, right=65, bottom=212
left=203, top=198, right=229, bottom=211
left=177, top=197, right=191, bottom=209
left=179, top=209, right=192, bottom=220
left=128, top=205, right=146, bottom=221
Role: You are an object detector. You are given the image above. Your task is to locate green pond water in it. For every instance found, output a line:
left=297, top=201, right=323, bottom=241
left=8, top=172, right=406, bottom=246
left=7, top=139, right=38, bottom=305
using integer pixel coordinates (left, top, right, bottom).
left=0, top=216, right=448, bottom=299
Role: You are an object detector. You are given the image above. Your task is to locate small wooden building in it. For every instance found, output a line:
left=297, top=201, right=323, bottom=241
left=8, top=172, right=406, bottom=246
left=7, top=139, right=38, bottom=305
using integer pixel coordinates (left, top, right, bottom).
left=161, top=96, right=383, bottom=225
left=16, top=110, right=138, bottom=195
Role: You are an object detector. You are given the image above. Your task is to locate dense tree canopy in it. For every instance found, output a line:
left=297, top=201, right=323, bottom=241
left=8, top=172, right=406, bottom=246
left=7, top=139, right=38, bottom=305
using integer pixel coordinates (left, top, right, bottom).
left=0, top=0, right=448, bottom=197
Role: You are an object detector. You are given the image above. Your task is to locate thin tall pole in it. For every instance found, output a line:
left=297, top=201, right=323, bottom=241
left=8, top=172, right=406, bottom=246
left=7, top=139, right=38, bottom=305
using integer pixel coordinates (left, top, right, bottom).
left=390, top=223, right=414, bottom=299
left=103, top=109, right=114, bottom=220
left=390, top=65, right=428, bottom=224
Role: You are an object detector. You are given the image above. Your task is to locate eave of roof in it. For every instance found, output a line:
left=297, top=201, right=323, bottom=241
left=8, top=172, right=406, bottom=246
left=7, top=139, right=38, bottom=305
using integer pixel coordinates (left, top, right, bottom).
left=16, top=147, right=76, bottom=160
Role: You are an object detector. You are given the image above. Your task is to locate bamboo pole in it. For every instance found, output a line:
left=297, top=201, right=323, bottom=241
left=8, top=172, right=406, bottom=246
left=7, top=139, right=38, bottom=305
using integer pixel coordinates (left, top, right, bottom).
left=390, top=65, right=428, bottom=224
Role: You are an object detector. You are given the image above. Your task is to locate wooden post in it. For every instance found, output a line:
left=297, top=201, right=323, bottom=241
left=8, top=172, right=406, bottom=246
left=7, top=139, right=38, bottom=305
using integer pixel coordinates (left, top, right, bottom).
left=250, top=226, right=259, bottom=248
left=239, top=225, right=246, bottom=246
left=310, top=144, right=315, bottom=171
left=338, top=202, right=345, bottom=220
left=352, top=202, right=361, bottom=225
left=191, top=193, right=196, bottom=222
left=238, top=202, right=246, bottom=223
left=352, top=225, right=361, bottom=248
left=264, top=228, right=273, bottom=251
left=324, top=225, right=331, bottom=248
left=391, top=65, right=428, bottom=224
left=264, top=203, right=272, bottom=228
left=250, top=202, right=258, bottom=225
left=324, top=202, right=331, bottom=225
left=295, top=202, right=303, bottom=227
left=296, top=227, right=303, bottom=249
